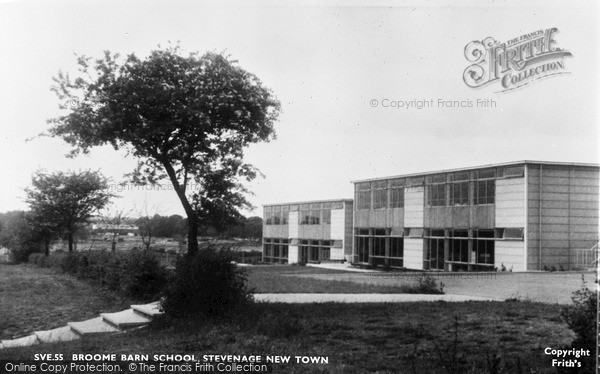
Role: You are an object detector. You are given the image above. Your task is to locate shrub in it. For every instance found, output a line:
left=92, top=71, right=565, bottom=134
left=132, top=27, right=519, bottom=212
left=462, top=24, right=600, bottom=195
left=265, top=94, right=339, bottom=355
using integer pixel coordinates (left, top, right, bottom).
left=120, top=250, right=168, bottom=301
left=10, top=243, right=42, bottom=263
left=28, top=253, right=44, bottom=264
left=29, top=249, right=167, bottom=301
left=412, top=273, right=444, bottom=294
left=161, top=246, right=254, bottom=318
left=561, top=276, right=596, bottom=352
left=61, top=252, right=81, bottom=275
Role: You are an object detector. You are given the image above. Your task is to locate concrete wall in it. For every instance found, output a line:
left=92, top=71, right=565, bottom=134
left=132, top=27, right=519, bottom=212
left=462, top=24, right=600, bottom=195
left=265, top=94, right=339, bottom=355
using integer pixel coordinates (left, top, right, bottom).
left=288, top=245, right=299, bottom=263
left=263, top=224, right=288, bottom=238
left=404, top=238, right=424, bottom=270
left=404, top=188, right=424, bottom=227
left=354, top=208, right=404, bottom=232
left=298, top=225, right=331, bottom=240
left=495, top=241, right=525, bottom=272
left=495, top=177, right=525, bottom=227
left=344, top=201, right=354, bottom=260
left=527, top=165, right=599, bottom=270
left=289, top=212, right=299, bottom=239
left=330, top=248, right=344, bottom=261
left=330, top=209, right=345, bottom=239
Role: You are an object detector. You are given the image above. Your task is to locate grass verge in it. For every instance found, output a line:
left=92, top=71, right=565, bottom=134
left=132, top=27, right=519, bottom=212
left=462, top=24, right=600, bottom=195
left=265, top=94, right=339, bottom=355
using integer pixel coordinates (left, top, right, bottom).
left=246, top=265, right=443, bottom=294
left=0, top=263, right=133, bottom=340
left=0, top=301, right=574, bottom=373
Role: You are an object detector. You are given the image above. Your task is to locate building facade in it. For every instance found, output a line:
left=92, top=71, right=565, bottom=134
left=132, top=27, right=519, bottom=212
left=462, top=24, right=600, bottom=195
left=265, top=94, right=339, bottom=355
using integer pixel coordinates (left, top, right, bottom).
left=352, top=161, right=599, bottom=271
left=262, top=199, right=354, bottom=264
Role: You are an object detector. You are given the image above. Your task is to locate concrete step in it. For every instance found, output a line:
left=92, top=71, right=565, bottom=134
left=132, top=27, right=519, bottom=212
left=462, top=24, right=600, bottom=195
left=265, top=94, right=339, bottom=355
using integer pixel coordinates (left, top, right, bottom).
left=131, top=302, right=163, bottom=319
left=34, top=326, right=80, bottom=343
left=68, top=317, right=120, bottom=336
left=1, top=334, right=40, bottom=348
left=101, top=309, right=151, bottom=329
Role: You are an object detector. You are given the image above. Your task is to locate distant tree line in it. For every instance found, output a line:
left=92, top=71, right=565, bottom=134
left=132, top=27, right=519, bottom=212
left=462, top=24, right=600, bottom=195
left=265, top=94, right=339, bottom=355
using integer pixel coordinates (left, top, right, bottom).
left=0, top=209, right=263, bottom=261
left=136, top=214, right=262, bottom=241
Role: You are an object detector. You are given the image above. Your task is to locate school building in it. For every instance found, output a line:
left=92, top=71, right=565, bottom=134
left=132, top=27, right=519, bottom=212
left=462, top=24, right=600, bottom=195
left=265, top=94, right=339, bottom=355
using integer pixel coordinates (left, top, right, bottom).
left=262, top=199, right=354, bottom=263
left=262, top=161, right=599, bottom=271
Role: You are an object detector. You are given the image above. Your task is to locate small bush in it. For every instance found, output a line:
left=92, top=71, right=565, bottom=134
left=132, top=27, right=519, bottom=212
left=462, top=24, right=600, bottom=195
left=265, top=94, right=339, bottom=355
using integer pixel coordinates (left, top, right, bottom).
left=161, top=246, right=254, bottom=318
left=10, top=244, right=42, bottom=264
left=28, top=253, right=44, bottom=264
left=561, top=276, right=596, bottom=352
left=413, top=273, right=444, bottom=294
left=120, top=250, right=168, bottom=301
left=29, top=250, right=167, bottom=301
left=61, top=252, right=81, bottom=275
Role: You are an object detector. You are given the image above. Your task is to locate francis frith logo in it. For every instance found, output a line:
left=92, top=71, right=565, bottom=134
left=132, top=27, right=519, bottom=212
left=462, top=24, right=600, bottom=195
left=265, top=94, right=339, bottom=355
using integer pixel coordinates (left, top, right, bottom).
left=463, top=28, right=572, bottom=92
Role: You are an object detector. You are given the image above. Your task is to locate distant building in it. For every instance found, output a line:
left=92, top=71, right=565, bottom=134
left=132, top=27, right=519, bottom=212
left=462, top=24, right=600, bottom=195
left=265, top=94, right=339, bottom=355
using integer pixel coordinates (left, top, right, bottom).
left=262, top=199, right=354, bottom=263
left=90, top=223, right=139, bottom=236
left=352, top=161, right=599, bottom=271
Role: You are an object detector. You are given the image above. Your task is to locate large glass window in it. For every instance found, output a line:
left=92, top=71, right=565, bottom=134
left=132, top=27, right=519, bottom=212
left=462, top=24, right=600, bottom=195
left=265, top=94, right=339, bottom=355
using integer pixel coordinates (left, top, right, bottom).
left=427, top=184, right=446, bottom=206
left=372, top=229, right=386, bottom=257
left=322, top=209, right=331, bottom=225
left=449, top=238, right=468, bottom=263
left=450, top=182, right=469, bottom=206
left=475, top=179, right=495, bottom=205
left=355, top=231, right=369, bottom=263
left=263, top=238, right=289, bottom=263
left=372, top=188, right=388, bottom=209
left=281, top=206, right=289, bottom=225
left=389, top=237, right=404, bottom=258
left=474, top=239, right=494, bottom=265
left=390, top=187, right=404, bottom=208
left=354, top=228, right=404, bottom=267
left=355, top=182, right=371, bottom=210
left=425, top=237, right=444, bottom=270
left=300, top=205, right=321, bottom=225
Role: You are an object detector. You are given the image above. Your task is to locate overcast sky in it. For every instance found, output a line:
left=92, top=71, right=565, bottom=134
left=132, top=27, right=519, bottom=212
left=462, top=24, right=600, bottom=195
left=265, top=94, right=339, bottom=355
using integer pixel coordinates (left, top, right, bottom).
left=0, top=0, right=597, bottom=218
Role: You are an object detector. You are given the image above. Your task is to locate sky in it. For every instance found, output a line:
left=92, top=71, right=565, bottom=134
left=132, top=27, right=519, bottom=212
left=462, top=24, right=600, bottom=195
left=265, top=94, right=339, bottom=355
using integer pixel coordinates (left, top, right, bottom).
left=0, top=0, right=598, bottom=218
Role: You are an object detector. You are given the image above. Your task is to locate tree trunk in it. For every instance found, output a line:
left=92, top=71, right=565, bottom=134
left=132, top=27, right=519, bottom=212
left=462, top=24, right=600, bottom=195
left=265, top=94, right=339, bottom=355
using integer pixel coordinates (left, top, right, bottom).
left=161, top=160, right=199, bottom=256
left=44, top=239, right=50, bottom=256
left=187, top=214, right=199, bottom=256
left=68, top=231, right=74, bottom=252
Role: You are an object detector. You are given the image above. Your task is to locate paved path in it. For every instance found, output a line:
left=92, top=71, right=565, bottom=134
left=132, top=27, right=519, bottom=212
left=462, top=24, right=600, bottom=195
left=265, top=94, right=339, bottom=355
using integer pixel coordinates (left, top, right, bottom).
left=254, top=293, right=498, bottom=303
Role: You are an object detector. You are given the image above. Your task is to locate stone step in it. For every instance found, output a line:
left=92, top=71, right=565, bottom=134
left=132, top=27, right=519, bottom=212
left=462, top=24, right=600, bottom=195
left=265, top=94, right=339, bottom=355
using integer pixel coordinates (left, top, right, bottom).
left=68, top=317, right=120, bottom=336
left=34, top=326, right=80, bottom=344
left=131, top=302, right=163, bottom=319
left=101, top=309, right=151, bottom=329
left=1, top=334, right=40, bottom=348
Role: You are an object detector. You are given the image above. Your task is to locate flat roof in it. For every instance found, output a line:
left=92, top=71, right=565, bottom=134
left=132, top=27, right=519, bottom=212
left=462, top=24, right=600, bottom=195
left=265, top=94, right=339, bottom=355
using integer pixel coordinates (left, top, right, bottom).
left=263, top=198, right=353, bottom=208
left=351, top=160, right=600, bottom=183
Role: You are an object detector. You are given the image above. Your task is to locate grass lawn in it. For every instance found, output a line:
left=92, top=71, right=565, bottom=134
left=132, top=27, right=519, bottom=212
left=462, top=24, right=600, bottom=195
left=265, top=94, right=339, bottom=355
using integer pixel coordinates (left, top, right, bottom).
left=245, top=265, right=443, bottom=293
left=0, top=301, right=579, bottom=373
left=287, top=269, right=596, bottom=304
left=0, top=263, right=133, bottom=340
left=0, top=262, right=588, bottom=373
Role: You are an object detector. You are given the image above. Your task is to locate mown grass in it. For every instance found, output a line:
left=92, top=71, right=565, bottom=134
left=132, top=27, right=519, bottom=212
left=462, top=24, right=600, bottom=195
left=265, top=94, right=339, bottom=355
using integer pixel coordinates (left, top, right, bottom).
left=245, top=265, right=443, bottom=294
left=0, top=301, right=575, bottom=373
left=0, top=263, right=133, bottom=340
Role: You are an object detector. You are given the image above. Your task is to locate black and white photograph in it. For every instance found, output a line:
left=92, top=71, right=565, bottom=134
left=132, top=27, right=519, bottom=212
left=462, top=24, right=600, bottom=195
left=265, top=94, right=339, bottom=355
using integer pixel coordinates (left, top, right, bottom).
left=0, top=0, right=598, bottom=373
